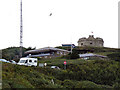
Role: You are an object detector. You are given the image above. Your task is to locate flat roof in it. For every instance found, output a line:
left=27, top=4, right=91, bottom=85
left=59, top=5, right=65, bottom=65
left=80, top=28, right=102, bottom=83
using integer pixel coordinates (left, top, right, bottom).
left=79, top=53, right=107, bottom=58
left=25, top=47, right=70, bottom=54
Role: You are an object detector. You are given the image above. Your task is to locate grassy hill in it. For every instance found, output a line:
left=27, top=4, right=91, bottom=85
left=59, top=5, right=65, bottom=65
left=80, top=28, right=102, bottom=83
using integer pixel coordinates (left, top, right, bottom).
left=1, top=46, right=120, bottom=88
left=2, top=59, right=120, bottom=88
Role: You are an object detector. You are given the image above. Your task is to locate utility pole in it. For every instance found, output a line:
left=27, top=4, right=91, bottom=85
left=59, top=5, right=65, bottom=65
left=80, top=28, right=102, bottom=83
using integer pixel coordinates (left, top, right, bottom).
left=20, top=0, right=23, bottom=58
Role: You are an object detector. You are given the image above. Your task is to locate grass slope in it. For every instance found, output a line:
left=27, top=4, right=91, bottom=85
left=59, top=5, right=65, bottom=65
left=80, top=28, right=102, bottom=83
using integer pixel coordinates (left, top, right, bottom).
left=2, top=46, right=120, bottom=88
left=2, top=59, right=120, bottom=88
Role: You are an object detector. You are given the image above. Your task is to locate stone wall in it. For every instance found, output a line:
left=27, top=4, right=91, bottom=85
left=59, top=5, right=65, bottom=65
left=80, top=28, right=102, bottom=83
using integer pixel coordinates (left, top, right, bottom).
left=78, top=35, right=104, bottom=47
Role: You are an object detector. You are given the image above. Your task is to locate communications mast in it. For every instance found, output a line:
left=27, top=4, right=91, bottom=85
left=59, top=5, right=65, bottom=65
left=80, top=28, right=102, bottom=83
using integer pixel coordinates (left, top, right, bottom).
left=20, top=0, right=23, bottom=58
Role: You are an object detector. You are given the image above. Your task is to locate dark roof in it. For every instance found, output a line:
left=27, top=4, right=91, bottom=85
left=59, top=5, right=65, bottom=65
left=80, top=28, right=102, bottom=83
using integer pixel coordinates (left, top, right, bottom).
left=79, top=53, right=107, bottom=58
left=25, top=47, right=70, bottom=54
left=27, top=53, right=50, bottom=58
left=62, top=44, right=75, bottom=48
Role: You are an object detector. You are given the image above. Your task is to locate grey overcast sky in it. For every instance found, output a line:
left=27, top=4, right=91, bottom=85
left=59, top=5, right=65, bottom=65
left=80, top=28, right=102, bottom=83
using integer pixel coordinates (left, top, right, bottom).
left=0, top=0, right=119, bottom=49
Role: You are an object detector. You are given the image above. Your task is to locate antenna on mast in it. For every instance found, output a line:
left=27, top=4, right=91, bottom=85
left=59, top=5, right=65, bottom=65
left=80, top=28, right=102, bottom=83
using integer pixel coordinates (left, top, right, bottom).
left=20, top=0, right=23, bottom=58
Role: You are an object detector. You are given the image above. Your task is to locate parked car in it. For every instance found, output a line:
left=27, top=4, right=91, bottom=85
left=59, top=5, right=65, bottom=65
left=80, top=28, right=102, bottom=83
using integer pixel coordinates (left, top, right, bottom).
left=10, top=60, right=17, bottom=64
left=17, top=57, right=38, bottom=67
left=51, top=66, right=60, bottom=70
left=0, top=59, right=10, bottom=63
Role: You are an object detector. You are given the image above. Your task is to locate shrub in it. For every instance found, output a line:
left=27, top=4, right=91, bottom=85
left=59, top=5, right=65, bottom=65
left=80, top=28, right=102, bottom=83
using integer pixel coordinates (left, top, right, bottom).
left=107, top=52, right=120, bottom=61
left=113, top=83, right=120, bottom=88
left=2, top=80, right=11, bottom=88
left=75, top=81, right=101, bottom=88
left=62, top=79, right=75, bottom=88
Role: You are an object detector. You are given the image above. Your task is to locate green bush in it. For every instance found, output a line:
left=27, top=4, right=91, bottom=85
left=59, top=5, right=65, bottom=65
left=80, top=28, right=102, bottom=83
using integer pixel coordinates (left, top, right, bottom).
left=2, top=80, right=11, bottom=88
left=62, top=79, right=75, bottom=88
left=75, top=81, right=101, bottom=88
left=99, top=85, right=112, bottom=88
left=107, top=52, right=120, bottom=61
left=113, top=83, right=120, bottom=88
left=2, top=58, right=120, bottom=89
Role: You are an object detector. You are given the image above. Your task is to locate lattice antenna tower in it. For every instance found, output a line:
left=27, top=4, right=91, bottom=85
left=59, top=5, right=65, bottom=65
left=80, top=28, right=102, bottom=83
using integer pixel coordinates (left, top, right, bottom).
left=20, top=0, right=23, bottom=58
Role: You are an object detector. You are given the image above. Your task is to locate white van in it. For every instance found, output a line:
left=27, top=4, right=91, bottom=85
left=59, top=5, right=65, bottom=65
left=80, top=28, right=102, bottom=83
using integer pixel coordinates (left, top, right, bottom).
left=17, top=58, right=38, bottom=67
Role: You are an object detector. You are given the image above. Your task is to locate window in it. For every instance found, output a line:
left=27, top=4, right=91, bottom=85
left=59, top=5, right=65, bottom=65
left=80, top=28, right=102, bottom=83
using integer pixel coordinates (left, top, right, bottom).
left=29, top=60, right=32, bottom=62
left=19, top=60, right=26, bottom=63
left=90, top=43, right=92, bottom=44
left=81, top=43, right=83, bottom=45
left=34, top=60, right=37, bottom=62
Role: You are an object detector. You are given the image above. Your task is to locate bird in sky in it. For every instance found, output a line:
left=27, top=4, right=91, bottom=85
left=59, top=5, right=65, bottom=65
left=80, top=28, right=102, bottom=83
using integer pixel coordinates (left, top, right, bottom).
left=49, top=13, right=52, bottom=16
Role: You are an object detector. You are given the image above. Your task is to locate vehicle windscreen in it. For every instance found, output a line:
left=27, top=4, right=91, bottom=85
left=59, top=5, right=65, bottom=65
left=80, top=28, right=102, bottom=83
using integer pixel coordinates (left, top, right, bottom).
left=19, top=60, right=26, bottom=63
